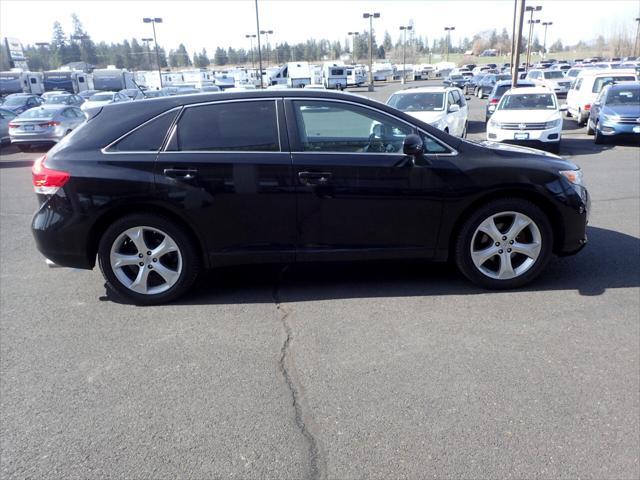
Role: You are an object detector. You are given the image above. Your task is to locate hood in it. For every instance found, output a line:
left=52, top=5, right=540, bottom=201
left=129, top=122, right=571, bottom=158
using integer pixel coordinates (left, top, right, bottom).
left=476, top=140, right=578, bottom=169
left=602, top=104, right=640, bottom=117
left=491, top=109, right=560, bottom=123
left=406, top=110, right=446, bottom=124
left=2, top=104, right=25, bottom=113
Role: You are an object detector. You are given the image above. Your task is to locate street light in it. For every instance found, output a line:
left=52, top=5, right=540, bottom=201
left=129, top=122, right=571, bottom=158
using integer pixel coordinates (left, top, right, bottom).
left=348, top=32, right=359, bottom=63
left=399, top=25, right=413, bottom=84
left=363, top=12, right=380, bottom=92
left=245, top=34, right=257, bottom=69
left=541, top=21, right=553, bottom=58
left=260, top=29, right=273, bottom=66
left=525, top=5, right=542, bottom=70
left=143, top=17, right=163, bottom=87
left=444, top=26, right=455, bottom=61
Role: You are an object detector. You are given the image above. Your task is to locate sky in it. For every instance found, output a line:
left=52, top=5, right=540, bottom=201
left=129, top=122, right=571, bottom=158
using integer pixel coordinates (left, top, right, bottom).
left=1, top=0, right=639, bottom=55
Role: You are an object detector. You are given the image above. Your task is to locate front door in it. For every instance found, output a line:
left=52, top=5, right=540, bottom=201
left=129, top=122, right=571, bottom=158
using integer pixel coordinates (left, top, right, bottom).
left=154, top=98, right=296, bottom=266
left=284, top=98, right=448, bottom=261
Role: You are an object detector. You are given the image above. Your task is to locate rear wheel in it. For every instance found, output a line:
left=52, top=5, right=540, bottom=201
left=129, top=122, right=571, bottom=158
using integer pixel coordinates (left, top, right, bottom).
left=586, top=118, right=594, bottom=135
left=455, top=198, right=553, bottom=289
left=594, top=122, right=605, bottom=144
left=577, top=109, right=586, bottom=127
left=98, top=214, right=201, bottom=305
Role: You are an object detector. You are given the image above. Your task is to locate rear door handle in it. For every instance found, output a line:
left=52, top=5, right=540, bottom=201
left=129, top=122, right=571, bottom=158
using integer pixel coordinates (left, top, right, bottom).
left=163, top=168, right=198, bottom=180
left=298, top=171, right=333, bottom=186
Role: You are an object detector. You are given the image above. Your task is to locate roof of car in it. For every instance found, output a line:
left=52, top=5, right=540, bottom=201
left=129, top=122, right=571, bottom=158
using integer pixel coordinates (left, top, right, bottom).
left=392, top=86, right=457, bottom=94
left=503, top=86, right=555, bottom=95
left=605, top=80, right=640, bottom=89
left=495, top=79, right=534, bottom=86
left=576, top=68, right=638, bottom=77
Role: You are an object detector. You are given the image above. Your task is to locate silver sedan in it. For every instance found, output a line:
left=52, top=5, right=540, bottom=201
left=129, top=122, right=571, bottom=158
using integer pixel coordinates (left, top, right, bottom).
left=9, top=105, right=86, bottom=151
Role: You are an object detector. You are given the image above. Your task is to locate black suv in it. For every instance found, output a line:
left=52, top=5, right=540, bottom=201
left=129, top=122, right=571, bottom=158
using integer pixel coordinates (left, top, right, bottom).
left=32, top=90, right=589, bottom=304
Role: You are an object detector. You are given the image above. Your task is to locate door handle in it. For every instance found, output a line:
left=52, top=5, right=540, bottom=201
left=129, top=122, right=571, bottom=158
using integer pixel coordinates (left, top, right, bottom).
left=163, top=168, right=198, bottom=180
left=298, top=171, right=333, bottom=186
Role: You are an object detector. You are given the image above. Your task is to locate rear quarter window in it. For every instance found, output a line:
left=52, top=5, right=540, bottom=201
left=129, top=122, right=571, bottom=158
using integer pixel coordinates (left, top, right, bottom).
left=108, top=109, right=178, bottom=152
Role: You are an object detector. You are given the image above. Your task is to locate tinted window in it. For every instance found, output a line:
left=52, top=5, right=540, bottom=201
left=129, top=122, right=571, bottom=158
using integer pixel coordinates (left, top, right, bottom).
left=293, top=100, right=412, bottom=153
left=606, top=86, right=640, bottom=105
left=110, top=109, right=178, bottom=152
left=173, top=100, right=279, bottom=151
left=387, top=92, right=445, bottom=112
left=592, top=76, right=636, bottom=93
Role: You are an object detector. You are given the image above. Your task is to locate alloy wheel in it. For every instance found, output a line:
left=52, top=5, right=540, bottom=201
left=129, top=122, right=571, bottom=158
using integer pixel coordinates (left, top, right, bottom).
left=109, top=226, right=182, bottom=295
left=469, top=211, right=542, bottom=280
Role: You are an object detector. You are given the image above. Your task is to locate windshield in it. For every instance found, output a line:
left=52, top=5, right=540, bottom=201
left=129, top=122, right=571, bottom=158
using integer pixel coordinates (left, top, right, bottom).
left=606, top=87, right=640, bottom=105
left=499, top=93, right=556, bottom=110
left=45, top=95, right=70, bottom=104
left=496, top=74, right=511, bottom=81
left=543, top=71, right=565, bottom=79
left=144, top=91, right=165, bottom=97
left=387, top=92, right=445, bottom=112
left=593, top=76, right=636, bottom=93
left=89, top=93, right=114, bottom=101
left=19, top=108, right=55, bottom=119
left=3, top=96, right=27, bottom=106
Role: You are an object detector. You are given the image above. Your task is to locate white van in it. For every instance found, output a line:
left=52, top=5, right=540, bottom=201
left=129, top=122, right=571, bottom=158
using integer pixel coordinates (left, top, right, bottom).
left=566, top=69, right=638, bottom=125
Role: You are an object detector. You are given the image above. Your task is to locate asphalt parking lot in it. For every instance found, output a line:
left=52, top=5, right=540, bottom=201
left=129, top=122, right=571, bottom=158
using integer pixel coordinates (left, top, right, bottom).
left=1, top=80, right=639, bottom=479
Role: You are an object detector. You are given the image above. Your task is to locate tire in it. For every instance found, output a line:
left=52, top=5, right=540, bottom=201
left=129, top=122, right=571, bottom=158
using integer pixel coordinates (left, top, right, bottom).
left=98, top=213, right=201, bottom=305
left=454, top=198, right=553, bottom=289
left=586, top=118, right=594, bottom=135
left=461, top=122, right=468, bottom=138
left=577, top=109, right=586, bottom=127
left=594, top=122, right=605, bottom=144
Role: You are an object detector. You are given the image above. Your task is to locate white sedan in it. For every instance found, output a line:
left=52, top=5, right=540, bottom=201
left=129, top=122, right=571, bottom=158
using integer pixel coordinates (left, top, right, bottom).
left=386, top=86, right=468, bottom=137
left=80, top=91, right=131, bottom=111
left=486, top=87, right=565, bottom=153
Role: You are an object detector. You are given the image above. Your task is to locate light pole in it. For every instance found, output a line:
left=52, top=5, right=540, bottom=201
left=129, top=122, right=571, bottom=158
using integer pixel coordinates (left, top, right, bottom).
left=634, top=17, right=640, bottom=57
left=524, top=5, right=542, bottom=70
left=245, top=34, right=256, bottom=69
left=541, top=21, right=552, bottom=58
left=142, top=17, right=163, bottom=87
left=260, top=29, right=273, bottom=66
left=444, top=26, right=455, bottom=61
left=363, top=12, right=380, bottom=92
left=399, top=25, right=412, bottom=84
left=348, top=31, right=359, bottom=63
left=141, top=38, right=153, bottom=69
left=512, top=0, right=526, bottom=88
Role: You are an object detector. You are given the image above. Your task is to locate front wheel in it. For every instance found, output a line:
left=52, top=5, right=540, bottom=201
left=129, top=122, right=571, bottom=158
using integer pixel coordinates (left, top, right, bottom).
left=98, top=214, right=201, bottom=305
left=455, top=199, right=553, bottom=289
left=586, top=118, right=594, bottom=135
left=594, top=122, right=605, bottom=144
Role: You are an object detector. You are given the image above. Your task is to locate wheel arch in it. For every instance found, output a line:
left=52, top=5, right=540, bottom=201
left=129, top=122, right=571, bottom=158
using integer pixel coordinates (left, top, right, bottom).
left=446, top=188, right=564, bottom=259
left=87, top=203, right=209, bottom=269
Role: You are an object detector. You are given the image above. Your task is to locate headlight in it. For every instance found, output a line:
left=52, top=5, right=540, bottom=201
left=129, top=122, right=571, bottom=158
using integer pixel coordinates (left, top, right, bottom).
left=601, top=113, right=620, bottom=122
left=560, top=169, right=584, bottom=190
left=545, top=118, right=562, bottom=129
left=489, top=117, right=501, bottom=128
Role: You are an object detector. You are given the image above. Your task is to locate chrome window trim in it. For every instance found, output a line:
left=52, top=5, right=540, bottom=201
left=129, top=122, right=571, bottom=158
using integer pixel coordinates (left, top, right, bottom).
left=161, top=98, right=281, bottom=153
left=101, top=106, right=183, bottom=155
left=288, top=97, right=458, bottom=156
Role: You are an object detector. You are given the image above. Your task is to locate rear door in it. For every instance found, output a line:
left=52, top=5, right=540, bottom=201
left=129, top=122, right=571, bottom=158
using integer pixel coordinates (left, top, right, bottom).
left=285, top=97, right=449, bottom=261
left=154, top=98, right=296, bottom=266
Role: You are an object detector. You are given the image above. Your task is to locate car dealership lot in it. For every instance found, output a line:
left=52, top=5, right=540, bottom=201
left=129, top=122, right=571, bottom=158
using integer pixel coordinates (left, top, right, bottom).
left=1, top=80, right=638, bottom=479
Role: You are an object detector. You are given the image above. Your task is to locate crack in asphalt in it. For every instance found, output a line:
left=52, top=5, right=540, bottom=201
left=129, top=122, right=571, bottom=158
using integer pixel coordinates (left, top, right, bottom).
left=272, top=266, right=324, bottom=480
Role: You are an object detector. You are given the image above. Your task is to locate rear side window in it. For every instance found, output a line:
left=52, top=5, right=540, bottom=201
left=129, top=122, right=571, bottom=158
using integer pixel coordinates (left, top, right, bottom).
left=170, top=100, right=279, bottom=151
left=592, top=76, right=635, bottom=93
left=109, top=109, right=178, bottom=152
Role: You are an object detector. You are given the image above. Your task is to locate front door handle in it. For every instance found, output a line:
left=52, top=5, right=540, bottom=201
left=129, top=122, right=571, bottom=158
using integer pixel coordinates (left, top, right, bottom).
left=163, top=168, right=198, bottom=180
left=298, top=171, right=333, bottom=186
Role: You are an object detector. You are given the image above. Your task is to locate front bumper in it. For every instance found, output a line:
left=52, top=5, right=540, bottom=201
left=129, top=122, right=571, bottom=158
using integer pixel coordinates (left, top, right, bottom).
left=597, top=120, right=640, bottom=137
left=487, top=125, right=562, bottom=144
left=10, top=130, right=63, bottom=144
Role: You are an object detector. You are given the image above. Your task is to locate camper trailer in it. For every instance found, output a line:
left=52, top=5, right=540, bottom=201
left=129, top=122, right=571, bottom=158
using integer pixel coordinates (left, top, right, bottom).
left=180, top=69, right=215, bottom=88
left=232, top=68, right=262, bottom=87
left=212, top=71, right=235, bottom=90
left=322, top=63, right=348, bottom=90
left=92, top=68, right=136, bottom=91
left=133, top=71, right=162, bottom=91
left=43, top=70, right=91, bottom=93
left=0, top=71, right=44, bottom=96
left=264, top=63, right=312, bottom=88
left=371, top=62, right=394, bottom=81
left=346, top=65, right=367, bottom=87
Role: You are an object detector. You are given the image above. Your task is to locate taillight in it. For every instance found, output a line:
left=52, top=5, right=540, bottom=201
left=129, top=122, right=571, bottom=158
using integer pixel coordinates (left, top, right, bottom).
left=8, top=123, right=18, bottom=128
left=490, top=98, right=499, bottom=104
left=32, top=155, right=69, bottom=194
left=38, top=121, right=61, bottom=128
left=584, top=104, right=591, bottom=110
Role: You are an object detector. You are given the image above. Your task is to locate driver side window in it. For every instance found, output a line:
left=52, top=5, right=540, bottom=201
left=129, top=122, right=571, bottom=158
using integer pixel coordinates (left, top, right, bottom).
left=292, top=100, right=412, bottom=153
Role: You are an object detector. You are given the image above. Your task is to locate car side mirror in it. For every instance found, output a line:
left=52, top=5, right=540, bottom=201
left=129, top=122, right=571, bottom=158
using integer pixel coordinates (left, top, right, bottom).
left=559, top=103, right=569, bottom=111
left=403, top=133, right=424, bottom=160
left=448, top=104, right=461, bottom=113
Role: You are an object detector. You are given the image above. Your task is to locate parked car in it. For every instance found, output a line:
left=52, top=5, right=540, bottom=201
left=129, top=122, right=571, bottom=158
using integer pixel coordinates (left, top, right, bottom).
left=0, top=107, right=17, bottom=145
left=43, top=92, right=84, bottom=106
left=387, top=86, right=468, bottom=137
left=486, top=87, right=566, bottom=153
left=464, top=73, right=487, bottom=94
left=442, top=74, right=468, bottom=89
left=120, top=88, right=146, bottom=100
left=485, top=80, right=536, bottom=122
left=587, top=81, right=640, bottom=144
left=525, top=69, right=573, bottom=97
left=81, top=91, right=132, bottom=111
left=142, top=89, right=169, bottom=99
left=30, top=90, right=589, bottom=304
left=475, top=74, right=511, bottom=98
left=1, top=94, right=44, bottom=115
left=41, top=91, right=66, bottom=102
left=9, top=105, right=85, bottom=151
left=566, top=69, right=639, bottom=125
left=78, top=89, right=100, bottom=100
left=199, top=85, right=222, bottom=93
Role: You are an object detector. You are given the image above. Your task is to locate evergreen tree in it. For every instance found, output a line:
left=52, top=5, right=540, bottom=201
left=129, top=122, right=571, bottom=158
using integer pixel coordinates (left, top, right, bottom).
left=213, top=47, right=228, bottom=65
